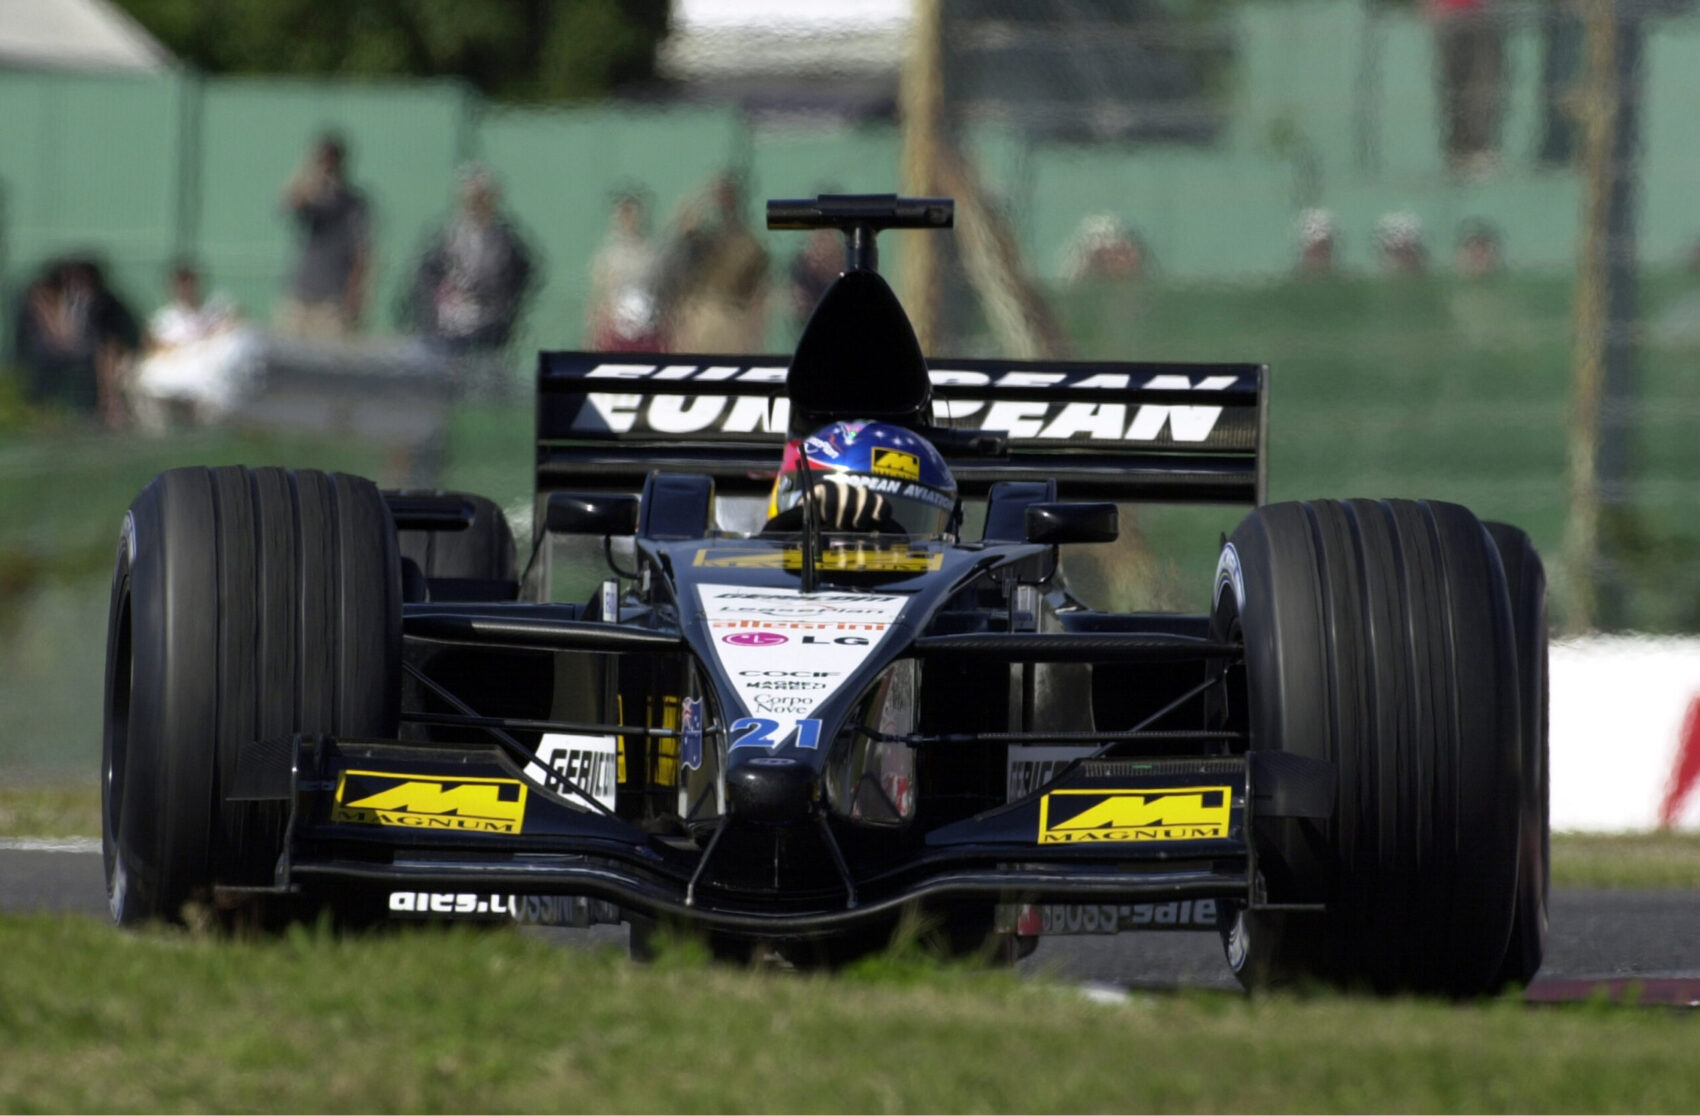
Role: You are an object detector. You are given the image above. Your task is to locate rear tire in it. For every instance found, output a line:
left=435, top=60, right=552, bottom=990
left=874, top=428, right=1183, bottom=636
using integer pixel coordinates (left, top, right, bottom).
left=395, top=491, right=516, bottom=582
left=1485, top=521, right=1550, bottom=987
left=1213, top=499, right=1522, bottom=995
left=103, top=467, right=401, bottom=925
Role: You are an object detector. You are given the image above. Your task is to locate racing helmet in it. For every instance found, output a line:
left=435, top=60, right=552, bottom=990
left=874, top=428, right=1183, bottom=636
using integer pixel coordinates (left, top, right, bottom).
left=767, top=420, right=959, bottom=537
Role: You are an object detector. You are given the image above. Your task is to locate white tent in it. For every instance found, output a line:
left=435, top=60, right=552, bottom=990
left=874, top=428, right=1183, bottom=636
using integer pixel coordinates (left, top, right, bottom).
left=660, top=0, right=910, bottom=80
left=0, top=0, right=172, bottom=72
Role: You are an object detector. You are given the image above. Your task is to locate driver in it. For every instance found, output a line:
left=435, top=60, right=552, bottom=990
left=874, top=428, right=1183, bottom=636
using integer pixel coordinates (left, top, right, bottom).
left=765, top=420, right=959, bottom=537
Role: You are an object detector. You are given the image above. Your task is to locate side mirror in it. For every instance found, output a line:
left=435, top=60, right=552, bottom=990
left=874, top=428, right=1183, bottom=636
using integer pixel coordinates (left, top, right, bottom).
left=1025, top=502, right=1118, bottom=545
left=546, top=492, right=640, bottom=536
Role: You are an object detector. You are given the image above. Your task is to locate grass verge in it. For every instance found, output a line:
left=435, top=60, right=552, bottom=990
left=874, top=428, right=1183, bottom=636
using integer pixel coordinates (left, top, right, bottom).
left=1550, top=831, right=1700, bottom=890
left=1, top=915, right=1697, bottom=1113
left=0, top=786, right=101, bottom=840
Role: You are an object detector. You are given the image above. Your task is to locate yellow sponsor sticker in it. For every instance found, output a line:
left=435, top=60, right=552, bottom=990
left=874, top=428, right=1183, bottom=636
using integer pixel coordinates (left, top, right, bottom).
left=333, top=771, right=528, bottom=834
left=1038, top=786, right=1231, bottom=845
left=693, top=548, right=943, bottom=572
left=871, top=447, right=921, bottom=480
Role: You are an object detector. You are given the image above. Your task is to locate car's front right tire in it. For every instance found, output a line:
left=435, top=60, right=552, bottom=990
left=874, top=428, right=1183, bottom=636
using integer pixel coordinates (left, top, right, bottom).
left=103, top=466, right=401, bottom=925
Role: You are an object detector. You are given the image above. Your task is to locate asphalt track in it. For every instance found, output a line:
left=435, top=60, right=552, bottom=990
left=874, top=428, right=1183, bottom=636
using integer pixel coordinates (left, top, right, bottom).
left=4, top=842, right=1697, bottom=1001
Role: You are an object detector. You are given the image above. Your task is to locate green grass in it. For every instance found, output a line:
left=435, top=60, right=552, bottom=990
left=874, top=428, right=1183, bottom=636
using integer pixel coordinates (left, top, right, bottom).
left=0, top=915, right=1696, bottom=1113
left=1550, top=831, right=1700, bottom=891
left=0, top=786, right=101, bottom=840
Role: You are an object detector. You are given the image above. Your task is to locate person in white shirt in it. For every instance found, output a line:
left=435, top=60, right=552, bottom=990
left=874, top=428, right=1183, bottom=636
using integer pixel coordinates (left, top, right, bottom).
left=129, top=261, right=260, bottom=431
left=587, top=189, right=661, bottom=351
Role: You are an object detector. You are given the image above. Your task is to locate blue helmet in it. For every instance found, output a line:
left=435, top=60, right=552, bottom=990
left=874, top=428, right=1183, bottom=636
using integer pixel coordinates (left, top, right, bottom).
left=768, top=420, right=958, bottom=536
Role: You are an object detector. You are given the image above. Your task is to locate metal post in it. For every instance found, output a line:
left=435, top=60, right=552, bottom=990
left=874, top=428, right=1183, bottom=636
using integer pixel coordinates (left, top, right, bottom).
left=172, top=71, right=204, bottom=262
left=1563, top=0, right=1618, bottom=632
left=1352, top=0, right=1384, bottom=174
left=1563, top=0, right=1642, bottom=632
left=899, top=0, right=945, bottom=352
left=1596, top=14, right=1643, bottom=629
left=845, top=224, right=879, bottom=273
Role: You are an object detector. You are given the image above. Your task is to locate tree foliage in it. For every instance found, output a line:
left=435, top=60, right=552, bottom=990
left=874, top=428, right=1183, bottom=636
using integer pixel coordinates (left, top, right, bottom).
left=111, top=0, right=670, bottom=101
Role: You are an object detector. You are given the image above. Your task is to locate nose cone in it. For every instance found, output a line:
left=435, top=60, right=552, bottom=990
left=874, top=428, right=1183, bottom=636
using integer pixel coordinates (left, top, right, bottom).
left=725, top=755, right=819, bottom=822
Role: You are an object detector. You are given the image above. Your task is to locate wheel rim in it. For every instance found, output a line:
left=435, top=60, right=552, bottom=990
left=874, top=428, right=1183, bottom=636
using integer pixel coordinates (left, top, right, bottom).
left=1224, top=907, right=1250, bottom=972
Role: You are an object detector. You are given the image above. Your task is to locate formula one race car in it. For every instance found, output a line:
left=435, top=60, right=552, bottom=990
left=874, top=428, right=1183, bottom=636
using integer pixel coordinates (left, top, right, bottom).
left=102, top=195, right=1548, bottom=995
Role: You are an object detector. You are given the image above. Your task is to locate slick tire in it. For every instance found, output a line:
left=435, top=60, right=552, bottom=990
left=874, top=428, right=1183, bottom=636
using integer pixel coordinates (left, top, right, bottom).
left=1212, top=499, right=1522, bottom=996
left=1485, top=521, right=1550, bottom=988
left=396, top=491, right=517, bottom=582
left=103, top=467, right=402, bottom=925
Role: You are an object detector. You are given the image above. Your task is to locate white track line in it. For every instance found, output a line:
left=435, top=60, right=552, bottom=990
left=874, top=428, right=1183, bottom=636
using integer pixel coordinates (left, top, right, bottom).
left=0, top=837, right=101, bottom=854
left=1077, top=981, right=1134, bottom=1005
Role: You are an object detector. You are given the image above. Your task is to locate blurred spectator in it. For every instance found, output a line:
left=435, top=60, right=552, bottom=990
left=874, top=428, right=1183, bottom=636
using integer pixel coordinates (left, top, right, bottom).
left=1430, top=0, right=1505, bottom=175
left=1454, top=220, right=1504, bottom=279
left=278, top=132, right=372, bottom=339
left=1537, top=5, right=1583, bottom=166
left=408, top=164, right=535, bottom=394
left=1055, top=214, right=1150, bottom=359
left=587, top=189, right=662, bottom=351
left=146, top=261, right=239, bottom=347
left=788, top=227, right=841, bottom=335
left=1060, top=214, right=1146, bottom=286
left=655, top=174, right=770, bottom=353
left=12, top=268, right=71, bottom=402
left=129, top=260, right=260, bottom=432
left=11, top=257, right=138, bottom=426
left=1376, top=212, right=1428, bottom=276
left=1294, top=208, right=1338, bottom=277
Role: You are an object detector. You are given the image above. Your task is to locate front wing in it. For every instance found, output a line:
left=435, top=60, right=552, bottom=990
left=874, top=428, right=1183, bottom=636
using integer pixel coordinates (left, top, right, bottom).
left=224, top=733, right=1332, bottom=937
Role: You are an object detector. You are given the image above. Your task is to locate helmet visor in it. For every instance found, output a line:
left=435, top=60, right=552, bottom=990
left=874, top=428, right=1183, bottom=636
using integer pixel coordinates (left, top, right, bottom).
left=771, top=469, right=955, bottom=537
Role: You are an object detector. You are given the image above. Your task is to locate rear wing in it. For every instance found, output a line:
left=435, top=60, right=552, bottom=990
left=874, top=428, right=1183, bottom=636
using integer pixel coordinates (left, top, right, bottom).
left=536, top=351, right=1268, bottom=505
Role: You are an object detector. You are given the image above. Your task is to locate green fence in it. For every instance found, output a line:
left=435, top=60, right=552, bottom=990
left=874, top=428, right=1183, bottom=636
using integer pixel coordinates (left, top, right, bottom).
left=0, top=70, right=186, bottom=323
left=6, top=1, right=1700, bottom=346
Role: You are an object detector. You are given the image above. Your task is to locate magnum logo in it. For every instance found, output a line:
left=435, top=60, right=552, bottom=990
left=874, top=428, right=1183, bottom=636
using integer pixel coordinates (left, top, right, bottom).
left=334, top=771, right=528, bottom=834
left=870, top=447, right=921, bottom=480
left=1038, top=787, right=1232, bottom=844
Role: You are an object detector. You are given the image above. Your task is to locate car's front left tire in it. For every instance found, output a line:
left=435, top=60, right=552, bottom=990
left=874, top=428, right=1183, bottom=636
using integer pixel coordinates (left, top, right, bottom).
left=1485, top=520, right=1550, bottom=987
left=1213, top=498, right=1524, bottom=996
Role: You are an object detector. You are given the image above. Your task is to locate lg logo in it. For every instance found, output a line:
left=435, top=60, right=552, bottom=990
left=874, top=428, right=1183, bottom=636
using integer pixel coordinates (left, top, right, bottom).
left=723, top=632, right=787, bottom=647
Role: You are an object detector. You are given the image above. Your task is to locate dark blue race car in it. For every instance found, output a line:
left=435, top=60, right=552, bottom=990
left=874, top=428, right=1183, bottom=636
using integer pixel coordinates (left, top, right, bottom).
left=101, top=195, right=1548, bottom=994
